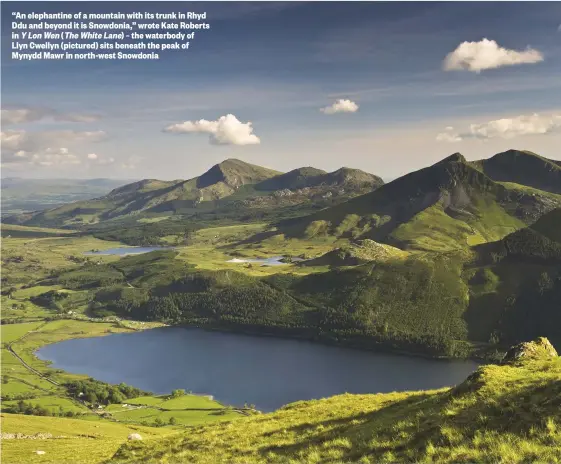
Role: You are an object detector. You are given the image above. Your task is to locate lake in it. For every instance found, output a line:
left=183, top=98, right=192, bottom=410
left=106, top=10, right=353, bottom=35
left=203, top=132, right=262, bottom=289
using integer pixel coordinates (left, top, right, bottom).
left=37, top=327, right=478, bottom=412
left=83, top=246, right=172, bottom=256
left=226, top=256, right=304, bottom=266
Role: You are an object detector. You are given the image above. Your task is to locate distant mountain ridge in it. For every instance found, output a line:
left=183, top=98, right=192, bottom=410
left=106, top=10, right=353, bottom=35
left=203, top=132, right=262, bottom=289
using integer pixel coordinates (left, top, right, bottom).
left=254, top=166, right=383, bottom=191
left=472, top=149, right=561, bottom=194
left=3, top=159, right=383, bottom=227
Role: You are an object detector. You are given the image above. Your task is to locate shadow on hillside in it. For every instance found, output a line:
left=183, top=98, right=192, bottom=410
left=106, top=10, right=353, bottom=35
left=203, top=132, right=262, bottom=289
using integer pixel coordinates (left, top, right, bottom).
left=253, top=378, right=561, bottom=461
left=253, top=393, right=439, bottom=460
left=220, top=230, right=279, bottom=248
left=463, top=291, right=503, bottom=342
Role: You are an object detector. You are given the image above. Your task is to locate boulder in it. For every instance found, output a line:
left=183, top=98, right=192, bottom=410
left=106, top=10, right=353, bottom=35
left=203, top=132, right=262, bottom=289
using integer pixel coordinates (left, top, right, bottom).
left=128, top=433, right=142, bottom=441
left=501, top=337, right=558, bottom=364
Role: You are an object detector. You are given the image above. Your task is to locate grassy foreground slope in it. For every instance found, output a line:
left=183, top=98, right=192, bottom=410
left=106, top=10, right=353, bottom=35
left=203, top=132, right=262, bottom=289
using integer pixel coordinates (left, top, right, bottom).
left=1, top=413, right=176, bottom=464
left=111, top=338, right=561, bottom=464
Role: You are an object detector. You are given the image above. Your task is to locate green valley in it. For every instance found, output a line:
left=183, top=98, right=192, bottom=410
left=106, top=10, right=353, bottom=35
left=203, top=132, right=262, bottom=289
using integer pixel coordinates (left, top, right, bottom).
left=2, top=150, right=560, bottom=464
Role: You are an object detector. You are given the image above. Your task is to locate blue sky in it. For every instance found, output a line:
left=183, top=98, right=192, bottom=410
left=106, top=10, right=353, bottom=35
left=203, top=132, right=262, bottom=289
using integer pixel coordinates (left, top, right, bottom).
left=2, top=1, right=561, bottom=180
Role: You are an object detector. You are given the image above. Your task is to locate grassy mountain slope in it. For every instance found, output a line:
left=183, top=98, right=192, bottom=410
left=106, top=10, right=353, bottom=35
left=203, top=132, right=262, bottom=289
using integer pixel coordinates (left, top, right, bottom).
left=111, top=340, right=560, bottom=464
left=530, top=207, right=561, bottom=242
left=464, top=208, right=561, bottom=347
left=1, top=413, right=176, bottom=464
left=254, top=167, right=327, bottom=190
left=71, top=249, right=472, bottom=358
left=39, top=207, right=560, bottom=358
left=1, top=224, right=75, bottom=238
left=277, top=152, right=560, bottom=251
left=301, top=239, right=408, bottom=267
left=473, top=149, right=561, bottom=194
left=255, top=166, right=383, bottom=191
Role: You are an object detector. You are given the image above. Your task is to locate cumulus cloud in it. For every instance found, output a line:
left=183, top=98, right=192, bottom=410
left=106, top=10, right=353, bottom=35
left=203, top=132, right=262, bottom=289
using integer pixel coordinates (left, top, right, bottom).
left=436, top=113, right=561, bottom=142
left=163, top=114, right=261, bottom=146
left=443, top=39, right=544, bottom=73
left=87, top=153, right=98, bottom=160
left=320, top=99, right=359, bottom=114
left=436, top=127, right=462, bottom=143
left=29, top=147, right=81, bottom=167
left=1, top=106, right=100, bottom=126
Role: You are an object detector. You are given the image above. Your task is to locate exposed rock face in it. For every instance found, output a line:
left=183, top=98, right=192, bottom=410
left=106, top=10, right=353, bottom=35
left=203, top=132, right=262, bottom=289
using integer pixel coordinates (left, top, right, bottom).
left=501, top=337, right=558, bottom=364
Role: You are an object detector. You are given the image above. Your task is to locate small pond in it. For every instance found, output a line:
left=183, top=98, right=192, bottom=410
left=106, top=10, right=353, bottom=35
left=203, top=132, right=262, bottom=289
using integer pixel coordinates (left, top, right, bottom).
left=226, top=256, right=304, bottom=266
left=83, top=246, right=173, bottom=256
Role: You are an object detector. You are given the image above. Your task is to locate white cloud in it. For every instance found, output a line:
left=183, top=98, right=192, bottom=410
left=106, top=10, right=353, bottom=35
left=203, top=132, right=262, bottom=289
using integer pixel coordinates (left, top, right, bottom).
left=28, top=148, right=81, bottom=167
left=436, top=127, right=462, bottom=143
left=1, top=108, right=46, bottom=125
left=1, top=129, right=106, bottom=168
left=85, top=153, right=115, bottom=165
left=443, top=39, right=544, bottom=73
left=163, top=114, right=261, bottom=146
left=0, top=130, right=28, bottom=153
left=1, top=106, right=100, bottom=126
left=320, top=99, right=359, bottom=115
left=436, top=113, right=561, bottom=142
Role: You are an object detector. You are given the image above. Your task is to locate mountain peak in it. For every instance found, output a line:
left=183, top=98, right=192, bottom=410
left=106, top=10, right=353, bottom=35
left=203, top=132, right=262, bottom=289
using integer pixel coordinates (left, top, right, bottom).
left=434, top=152, right=467, bottom=166
left=327, top=167, right=384, bottom=187
left=217, top=158, right=251, bottom=168
left=196, top=159, right=281, bottom=190
left=477, top=150, right=561, bottom=194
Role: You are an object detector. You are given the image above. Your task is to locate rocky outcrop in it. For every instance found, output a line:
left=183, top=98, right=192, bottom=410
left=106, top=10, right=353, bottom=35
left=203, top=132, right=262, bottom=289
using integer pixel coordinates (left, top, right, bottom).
left=501, top=337, right=558, bottom=364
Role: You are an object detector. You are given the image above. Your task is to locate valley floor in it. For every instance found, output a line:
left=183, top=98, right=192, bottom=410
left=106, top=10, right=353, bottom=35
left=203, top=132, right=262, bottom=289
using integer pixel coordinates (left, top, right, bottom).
left=0, top=319, right=247, bottom=464
left=2, top=202, right=560, bottom=463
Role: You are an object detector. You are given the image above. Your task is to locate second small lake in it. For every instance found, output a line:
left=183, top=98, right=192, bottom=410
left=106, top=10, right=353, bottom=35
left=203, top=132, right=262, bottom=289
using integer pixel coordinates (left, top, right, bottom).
left=227, top=256, right=290, bottom=266
left=83, top=246, right=172, bottom=256
left=37, top=327, right=479, bottom=412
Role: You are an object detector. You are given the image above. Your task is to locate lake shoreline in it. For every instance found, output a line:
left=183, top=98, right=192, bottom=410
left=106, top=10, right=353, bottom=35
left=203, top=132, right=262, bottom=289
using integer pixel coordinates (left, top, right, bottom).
left=29, top=315, right=491, bottom=368
left=36, top=323, right=480, bottom=412
left=177, top=321, right=491, bottom=363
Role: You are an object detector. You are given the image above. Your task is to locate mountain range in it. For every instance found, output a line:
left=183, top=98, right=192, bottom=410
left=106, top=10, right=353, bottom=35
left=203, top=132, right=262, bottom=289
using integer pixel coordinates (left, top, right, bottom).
left=277, top=150, right=561, bottom=251
left=3, top=159, right=384, bottom=228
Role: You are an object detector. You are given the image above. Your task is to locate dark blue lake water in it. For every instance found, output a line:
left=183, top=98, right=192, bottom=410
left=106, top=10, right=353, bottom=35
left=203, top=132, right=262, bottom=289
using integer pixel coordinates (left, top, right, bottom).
left=37, top=327, right=478, bottom=412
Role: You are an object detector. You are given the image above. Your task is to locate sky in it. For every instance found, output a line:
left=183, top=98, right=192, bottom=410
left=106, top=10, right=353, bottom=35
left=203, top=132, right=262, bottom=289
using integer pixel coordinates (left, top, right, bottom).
left=1, top=1, right=561, bottom=180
